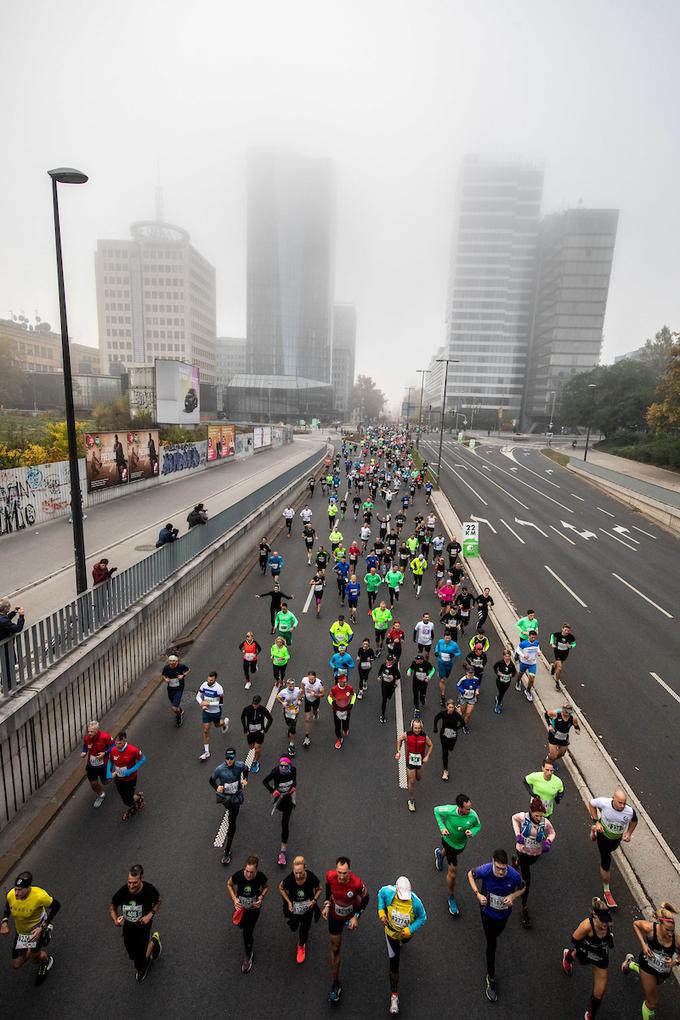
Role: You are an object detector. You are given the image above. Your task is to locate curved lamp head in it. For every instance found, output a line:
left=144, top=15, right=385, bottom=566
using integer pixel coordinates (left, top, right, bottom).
left=48, top=167, right=88, bottom=185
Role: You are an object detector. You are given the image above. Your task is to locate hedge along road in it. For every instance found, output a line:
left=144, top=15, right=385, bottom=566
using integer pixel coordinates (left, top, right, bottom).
left=422, top=436, right=680, bottom=859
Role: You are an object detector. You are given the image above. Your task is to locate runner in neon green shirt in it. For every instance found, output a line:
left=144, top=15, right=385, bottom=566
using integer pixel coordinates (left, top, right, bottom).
left=364, top=567, right=384, bottom=611
left=274, top=605, right=299, bottom=646
left=433, top=794, right=482, bottom=916
left=329, top=528, right=344, bottom=551
left=410, top=554, right=427, bottom=598
left=372, top=602, right=393, bottom=653
left=405, top=535, right=419, bottom=556
left=516, top=610, right=539, bottom=639
left=330, top=616, right=354, bottom=650
left=385, top=568, right=404, bottom=607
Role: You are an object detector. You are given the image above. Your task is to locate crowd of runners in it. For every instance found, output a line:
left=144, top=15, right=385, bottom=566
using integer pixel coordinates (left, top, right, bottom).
left=2, top=427, right=678, bottom=1019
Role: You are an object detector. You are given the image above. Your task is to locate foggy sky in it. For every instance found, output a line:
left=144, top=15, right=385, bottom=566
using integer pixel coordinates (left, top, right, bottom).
left=2, top=0, right=679, bottom=409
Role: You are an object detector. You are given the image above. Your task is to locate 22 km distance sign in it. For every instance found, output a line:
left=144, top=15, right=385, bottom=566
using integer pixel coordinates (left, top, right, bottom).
left=463, top=520, right=479, bottom=557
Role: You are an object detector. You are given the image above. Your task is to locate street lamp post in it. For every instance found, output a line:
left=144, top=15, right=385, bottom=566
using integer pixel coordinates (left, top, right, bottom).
left=48, top=167, right=89, bottom=595
left=435, top=358, right=459, bottom=485
left=415, top=368, right=430, bottom=450
left=404, top=386, right=415, bottom=428
left=548, top=390, right=557, bottom=432
left=583, top=383, right=598, bottom=462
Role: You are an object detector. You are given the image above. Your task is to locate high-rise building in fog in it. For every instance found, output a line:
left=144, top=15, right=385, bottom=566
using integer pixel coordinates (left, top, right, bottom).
left=215, top=336, right=247, bottom=387
left=521, top=208, right=619, bottom=426
left=331, top=304, right=356, bottom=418
left=95, top=221, right=217, bottom=383
left=444, top=156, right=544, bottom=421
left=246, top=149, right=334, bottom=386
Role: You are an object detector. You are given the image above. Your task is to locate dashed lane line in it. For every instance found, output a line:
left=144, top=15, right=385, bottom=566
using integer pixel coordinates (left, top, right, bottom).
left=599, top=528, right=638, bottom=552
left=499, top=518, right=525, bottom=544
left=544, top=565, right=588, bottom=608
left=650, top=672, right=680, bottom=708
left=612, top=573, right=674, bottom=619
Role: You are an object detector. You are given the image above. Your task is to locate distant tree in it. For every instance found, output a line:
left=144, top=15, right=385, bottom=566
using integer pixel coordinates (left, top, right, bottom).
left=92, top=396, right=134, bottom=429
left=351, top=375, right=386, bottom=421
left=639, top=325, right=676, bottom=377
left=0, top=338, right=25, bottom=408
left=561, top=361, right=656, bottom=437
left=647, top=336, right=680, bottom=431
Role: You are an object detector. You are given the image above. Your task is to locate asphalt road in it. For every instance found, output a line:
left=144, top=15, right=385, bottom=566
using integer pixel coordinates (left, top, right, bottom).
left=3, top=461, right=676, bottom=1019
left=421, top=435, right=680, bottom=857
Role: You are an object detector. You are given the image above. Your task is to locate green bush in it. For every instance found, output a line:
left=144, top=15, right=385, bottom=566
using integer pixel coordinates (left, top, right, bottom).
left=602, top=435, right=680, bottom=473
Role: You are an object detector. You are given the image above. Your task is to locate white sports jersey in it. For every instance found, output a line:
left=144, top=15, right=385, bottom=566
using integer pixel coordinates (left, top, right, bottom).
left=283, top=508, right=295, bottom=521
left=278, top=687, right=301, bottom=717
left=301, top=675, right=324, bottom=701
left=300, top=508, right=313, bottom=524
left=196, top=681, right=224, bottom=714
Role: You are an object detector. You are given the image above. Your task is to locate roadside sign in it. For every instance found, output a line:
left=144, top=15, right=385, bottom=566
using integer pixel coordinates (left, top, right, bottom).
left=457, top=430, right=464, bottom=443
left=463, top=520, right=479, bottom=557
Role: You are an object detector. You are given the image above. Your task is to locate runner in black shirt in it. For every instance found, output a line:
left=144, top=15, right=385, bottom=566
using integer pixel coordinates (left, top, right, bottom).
left=315, top=546, right=330, bottom=573
left=466, top=643, right=488, bottom=682
left=378, top=656, right=400, bottom=724
left=256, top=585, right=294, bottom=633
left=446, top=539, right=462, bottom=570
left=227, top=856, right=269, bottom=973
left=550, top=625, right=577, bottom=689
left=476, top=588, right=495, bottom=628
left=493, top=649, right=517, bottom=713
left=258, top=539, right=271, bottom=576
left=110, top=865, right=161, bottom=981
left=356, top=639, right=377, bottom=698
left=240, top=695, right=273, bottom=773
left=278, top=857, right=322, bottom=964
left=433, top=700, right=465, bottom=780
left=455, top=588, right=473, bottom=635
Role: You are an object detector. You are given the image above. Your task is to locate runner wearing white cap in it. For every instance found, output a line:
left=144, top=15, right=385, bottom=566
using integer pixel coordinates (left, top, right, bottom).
left=377, top=876, right=427, bottom=1014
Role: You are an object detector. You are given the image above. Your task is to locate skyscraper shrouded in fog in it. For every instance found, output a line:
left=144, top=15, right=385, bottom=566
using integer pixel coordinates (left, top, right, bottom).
left=331, top=304, right=356, bottom=419
left=444, top=155, right=544, bottom=422
left=522, top=208, right=619, bottom=427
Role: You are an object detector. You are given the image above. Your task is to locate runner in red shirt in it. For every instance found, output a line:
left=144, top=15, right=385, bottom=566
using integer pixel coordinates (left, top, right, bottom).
left=322, top=856, right=369, bottom=1003
left=80, top=721, right=114, bottom=809
left=327, top=675, right=356, bottom=750
left=106, top=731, right=147, bottom=821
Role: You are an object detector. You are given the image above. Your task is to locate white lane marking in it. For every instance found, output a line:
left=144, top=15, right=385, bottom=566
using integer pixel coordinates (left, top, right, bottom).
left=544, top=565, right=588, bottom=607
left=549, top=525, right=576, bottom=546
left=464, top=446, right=572, bottom=510
left=213, top=681, right=280, bottom=848
left=613, top=526, right=640, bottom=543
left=440, top=458, right=489, bottom=506
left=302, top=585, right=315, bottom=613
left=514, top=517, right=549, bottom=537
left=633, top=525, right=656, bottom=539
left=612, top=573, right=674, bottom=619
left=650, top=672, right=680, bottom=708
left=471, top=515, right=497, bottom=534
left=500, top=518, right=525, bottom=544
left=600, top=528, right=638, bottom=551
left=596, top=506, right=616, bottom=518
left=455, top=454, right=531, bottom=510
left=561, top=520, right=598, bottom=540
left=571, top=493, right=585, bottom=501
left=395, top=677, right=408, bottom=790
left=482, top=465, right=491, bottom=471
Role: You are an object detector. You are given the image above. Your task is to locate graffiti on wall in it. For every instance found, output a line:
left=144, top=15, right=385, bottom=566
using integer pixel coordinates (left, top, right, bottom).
left=160, top=442, right=206, bottom=476
left=0, top=462, right=74, bottom=535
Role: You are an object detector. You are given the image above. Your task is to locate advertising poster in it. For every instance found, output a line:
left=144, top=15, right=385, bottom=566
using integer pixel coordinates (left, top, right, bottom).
left=207, top=423, right=236, bottom=462
left=84, top=431, right=130, bottom=492
left=253, top=425, right=272, bottom=451
left=155, top=360, right=201, bottom=424
left=126, top=430, right=160, bottom=482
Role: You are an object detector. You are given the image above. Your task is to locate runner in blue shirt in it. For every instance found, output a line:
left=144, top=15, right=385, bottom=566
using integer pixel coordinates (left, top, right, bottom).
left=434, top=630, right=462, bottom=704
left=467, top=849, right=525, bottom=1003
left=329, top=647, right=355, bottom=678
left=345, top=576, right=361, bottom=624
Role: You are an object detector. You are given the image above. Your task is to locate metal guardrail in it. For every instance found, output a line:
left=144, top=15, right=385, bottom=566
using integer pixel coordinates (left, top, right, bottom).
left=0, top=449, right=322, bottom=698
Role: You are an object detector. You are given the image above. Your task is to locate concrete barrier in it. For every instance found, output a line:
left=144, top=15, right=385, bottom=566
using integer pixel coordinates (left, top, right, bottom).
left=568, top=461, right=680, bottom=537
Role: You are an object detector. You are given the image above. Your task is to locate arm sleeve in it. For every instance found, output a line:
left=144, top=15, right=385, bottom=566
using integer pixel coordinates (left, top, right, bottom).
left=124, top=753, right=146, bottom=776
left=263, top=708, right=273, bottom=729
left=44, top=897, right=61, bottom=924
left=240, top=708, right=248, bottom=730
left=262, top=771, right=276, bottom=794
left=410, top=894, right=427, bottom=933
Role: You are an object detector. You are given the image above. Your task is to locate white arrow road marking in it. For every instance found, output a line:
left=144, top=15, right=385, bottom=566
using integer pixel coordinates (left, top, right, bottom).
left=596, top=506, right=616, bottom=518
left=514, top=517, right=549, bottom=537
left=500, top=519, right=525, bottom=544
left=510, top=467, right=518, bottom=472
left=471, top=515, right=497, bottom=534
left=395, top=679, right=408, bottom=789
left=213, top=681, right=280, bottom=848
left=632, top=525, right=656, bottom=539
left=600, top=528, right=637, bottom=551
left=571, top=493, right=585, bottom=502
left=612, top=526, right=640, bottom=543
left=482, top=465, right=491, bottom=471
left=560, top=520, right=598, bottom=540
left=650, top=672, right=680, bottom=708
left=545, top=469, right=554, bottom=474
left=549, top=525, right=576, bottom=546
left=612, top=573, right=674, bottom=618
left=544, top=565, right=588, bottom=607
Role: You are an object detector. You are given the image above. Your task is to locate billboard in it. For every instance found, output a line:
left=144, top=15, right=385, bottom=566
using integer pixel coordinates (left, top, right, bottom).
left=84, top=430, right=159, bottom=492
left=207, top=424, right=236, bottom=462
left=155, top=360, right=200, bottom=424
left=253, top=425, right=272, bottom=450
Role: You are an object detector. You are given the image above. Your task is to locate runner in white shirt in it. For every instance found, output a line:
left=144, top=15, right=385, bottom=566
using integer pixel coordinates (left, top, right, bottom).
left=360, top=524, right=372, bottom=551
left=301, top=671, right=325, bottom=748
left=277, top=678, right=302, bottom=757
left=413, top=614, right=435, bottom=655
left=282, top=507, right=296, bottom=538
left=196, top=672, right=229, bottom=760
left=300, top=506, right=313, bottom=525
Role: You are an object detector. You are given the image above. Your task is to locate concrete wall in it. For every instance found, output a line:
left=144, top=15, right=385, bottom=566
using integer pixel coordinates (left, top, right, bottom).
left=0, top=447, right=326, bottom=828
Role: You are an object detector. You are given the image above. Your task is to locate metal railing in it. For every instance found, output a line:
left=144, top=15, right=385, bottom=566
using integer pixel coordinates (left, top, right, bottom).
left=0, top=449, right=322, bottom=698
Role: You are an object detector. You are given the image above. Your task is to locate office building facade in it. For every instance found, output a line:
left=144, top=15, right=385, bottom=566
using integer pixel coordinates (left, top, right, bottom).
left=95, top=221, right=217, bottom=383
left=445, top=156, right=544, bottom=420
left=522, top=209, right=618, bottom=427
left=215, top=337, right=247, bottom=387
left=331, top=304, right=356, bottom=418
left=0, top=317, right=98, bottom=375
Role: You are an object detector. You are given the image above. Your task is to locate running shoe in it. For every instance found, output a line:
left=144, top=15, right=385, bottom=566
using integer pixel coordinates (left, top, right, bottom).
left=221, top=852, right=232, bottom=866
left=302, top=736, right=311, bottom=748
left=288, top=744, right=296, bottom=758
left=151, top=932, right=162, bottom=959
left=334, top=739, right=343, bottom=750
left=493, top=700, right=502, bottom=715
left=407, top=799, right=416, bottom=813
left=520, top=908, right=532, bottom=929
left=35, top=956, right=54, bottom=983
left=296, top=944, right=306, bottom=964
left=621, top=953, right=634, bottom=975
left=135, top=966, right=148, bottom=982
left=199, top=751, right=211, bottom=761
left=485, top=976, right=498, bottom=1002
left=434, top=847, right=444, bottom=872
left=379, top=715, right=386, bottom=723
left=328, top=981, right=342, bottom=1003
left=241, top=952, right=253, bottom=974
left=525, top=689, right=534, bottom=703
left=448, top=896, right=459, bottom=916
left=603, top=890, right=617, bottom=910
left=462, top=725, right=470, bottom=734
left=562, top=948, right=573, bottom=975
left=177, top=707, right=184, bottom=727
left=515, top=679, right=522, bottom=692
left=357, top=690, right=363, bottom=700
left=93, top=792, right=106, bottom=808
left=244, top=681, right=251, bottom=690
left=250, top=761, right=260, bottom=774
left=389, top=992, right=400, bottom=1014
left=441, top=770, right=449, bottom=781
left=278, top=851, right=287, bottom=866
left=552, top=762, right=559, bottom=772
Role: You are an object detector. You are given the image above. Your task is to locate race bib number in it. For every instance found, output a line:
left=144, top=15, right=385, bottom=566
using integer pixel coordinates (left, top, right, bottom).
left=248, top=724, right=262, bottom=733
left=167, top=678, right=180, bottom=687
left=440, top=652, right=450, bottom=662
left=335, top=710, right=348, bottom=720
left=360, top=661, right=371, bottom=670
left=244, top=653, right=256, bottom=661
left=284, top=708, right=298, bottom=720
left=489, top=893, right=507, bottom=911
left=389, top=909, right=411, bottom=929
left=88, top=753, right=104, bottom=767
left=462, top=689, right=475, bottom=702
left=223, top=781, right=239, bottom=795
left=239, top=896, right=256, bottom=908
left=122, top=903, right=144, bottom=923
left=292, top=900, right=310, bottom=915
left=204, top=696, right=220, bottom=708
left=442, top=727, right=457, bottom=739
left=605, top=820, right=625, bottom=835
left=334, top=902, right=352, bottom=917
left=647, top=949, right=672, bottom=974
left=523, top=835, right=540, bottom=851
left=16, top=931, right=39, bottom=949
left=407, top=752, right=422, bottom=767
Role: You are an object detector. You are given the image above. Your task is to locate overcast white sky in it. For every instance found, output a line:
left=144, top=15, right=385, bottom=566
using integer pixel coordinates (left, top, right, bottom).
left=2, top=1, right=679, bottom=406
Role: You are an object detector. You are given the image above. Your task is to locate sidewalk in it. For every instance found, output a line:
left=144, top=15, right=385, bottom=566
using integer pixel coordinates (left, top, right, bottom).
left=564, top=450, right=680, bottom=511
left=2, top=437, right=324, bottom=622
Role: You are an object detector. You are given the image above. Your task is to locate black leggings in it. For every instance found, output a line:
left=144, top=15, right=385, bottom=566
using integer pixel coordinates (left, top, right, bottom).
left=495, top=679, right=511, bottom=704
left=596, top=831, right=621, bottom=872
left=224, top=803, right=240, bottom=855
left=243, top=660, right=257, bottom=679
left=286, top=909, right=314, bottom=946
left=386, top=935, right=404, bottom=992
left=273, top=664, right=286, bottom=685
left=481, top=911, right=508, bottom=979
left=239, top=908, right=261, bottom=954
left=277, top=798, right=295, bottom=843
left=333, top=713, right=351, bottom=739
left=440, top=734, right=457, bottom=769
left=123, top=921, right=152, bottom=971
left=381, top=680, right=395, bottom=717
left=367, top=591, right=377, bottom=610
left=516, top=851, right=539, bottom=906
left=412, top=677, right=427, bottom=709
